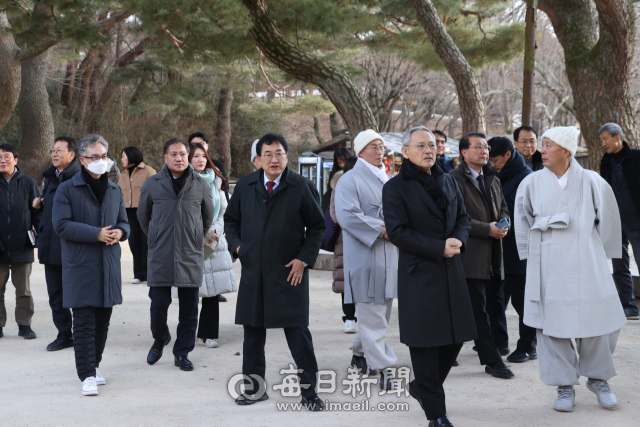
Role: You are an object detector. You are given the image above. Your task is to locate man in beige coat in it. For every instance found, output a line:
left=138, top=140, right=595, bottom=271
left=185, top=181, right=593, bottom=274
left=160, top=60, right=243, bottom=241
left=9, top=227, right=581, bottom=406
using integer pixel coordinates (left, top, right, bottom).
left=515, top=126, right=626, bottom=413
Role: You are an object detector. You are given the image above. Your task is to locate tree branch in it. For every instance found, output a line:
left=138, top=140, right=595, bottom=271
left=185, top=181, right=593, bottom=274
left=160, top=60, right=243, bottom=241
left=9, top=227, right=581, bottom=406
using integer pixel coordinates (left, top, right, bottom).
left=15, top=9, right=134, bottom=63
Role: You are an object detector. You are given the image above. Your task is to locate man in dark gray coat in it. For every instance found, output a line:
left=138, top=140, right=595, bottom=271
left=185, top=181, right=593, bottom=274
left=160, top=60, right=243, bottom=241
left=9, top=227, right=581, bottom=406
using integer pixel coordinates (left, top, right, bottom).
left=138, top=138, right=214, bottom=372
left=0, top=144, right=41, bottom=340
left=53, top=134, right=129, bottom=396
left=225, top=133, right=325, bottom=409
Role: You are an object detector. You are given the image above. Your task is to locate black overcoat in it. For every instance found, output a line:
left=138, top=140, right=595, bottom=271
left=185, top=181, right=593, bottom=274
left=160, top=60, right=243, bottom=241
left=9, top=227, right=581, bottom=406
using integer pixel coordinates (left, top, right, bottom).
left=37, top=162, right=80, bottom=266
left=600, top=141, right=640, bottom=216
left=382, top=167, right=477, bottom=348
left=52, top=171, right=130, bottom=308
left=0, top=168, right=41, bottom=264
left=224, top=167, right=325, bottom=328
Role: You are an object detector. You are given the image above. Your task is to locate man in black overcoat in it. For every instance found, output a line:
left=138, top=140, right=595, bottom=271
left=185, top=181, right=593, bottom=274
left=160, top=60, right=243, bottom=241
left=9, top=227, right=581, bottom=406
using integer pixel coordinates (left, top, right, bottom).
left=383, top=127, right=476, bottom=427
left=224, top=133, right=326, bottom=410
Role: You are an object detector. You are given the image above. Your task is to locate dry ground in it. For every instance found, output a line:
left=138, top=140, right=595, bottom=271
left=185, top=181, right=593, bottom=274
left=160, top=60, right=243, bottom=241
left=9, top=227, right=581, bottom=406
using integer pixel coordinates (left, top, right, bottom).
left=1, top=245, right=639, bottom=427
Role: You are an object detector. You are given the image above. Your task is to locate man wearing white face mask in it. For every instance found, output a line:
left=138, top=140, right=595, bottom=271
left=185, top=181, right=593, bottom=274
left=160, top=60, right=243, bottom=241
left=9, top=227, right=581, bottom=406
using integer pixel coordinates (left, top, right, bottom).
left=53, top=134, right=129, bottom=396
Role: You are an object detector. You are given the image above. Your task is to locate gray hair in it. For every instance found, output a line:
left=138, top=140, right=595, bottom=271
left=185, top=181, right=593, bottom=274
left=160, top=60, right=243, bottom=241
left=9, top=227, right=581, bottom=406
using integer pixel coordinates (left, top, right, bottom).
left=402, top=126, right=435, bottom=147
left=77, top=134, right=109, bottom=157
left=599, top=123, right=623, bottom=139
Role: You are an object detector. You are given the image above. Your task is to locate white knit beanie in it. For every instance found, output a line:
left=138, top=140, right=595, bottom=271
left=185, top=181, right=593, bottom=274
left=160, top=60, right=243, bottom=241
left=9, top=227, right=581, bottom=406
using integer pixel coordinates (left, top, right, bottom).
left=250, top=139, right=259, bottom=162
left=541, top=126, right=580, bottom=156
left=353, top=129, right=385, bottom=156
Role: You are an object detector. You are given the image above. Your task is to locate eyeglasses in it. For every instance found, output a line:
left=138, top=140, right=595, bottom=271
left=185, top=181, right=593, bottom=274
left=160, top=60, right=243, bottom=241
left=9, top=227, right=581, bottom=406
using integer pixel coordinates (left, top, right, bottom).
left=365, top=145, right=386, bottom=153
left=470, top=145, right=491, bottom=152
left=0, top=154, right=15, bottom=161
left=409, top=143, right=438, bottom=153
left=261, top=152, right=286, bottom=161
left=50, top=149, right=70, bottom=155
left=83, top=154, right=109, bottom=162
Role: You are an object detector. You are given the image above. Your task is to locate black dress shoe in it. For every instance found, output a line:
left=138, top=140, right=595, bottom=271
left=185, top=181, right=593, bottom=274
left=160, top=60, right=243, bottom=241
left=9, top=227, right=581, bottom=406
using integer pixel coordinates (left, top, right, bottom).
left=218, top=294, right=228, bottom=302
left=429, top=415, right=454, bottom=427
left=452, top=360, right=459, bottom=367
left=498, top=347, right=511, bottom=356
left=485, top=361, right=514, bottom=379
left=408, top=380, right=424, bottom=409
left=351, top=354, right=377, bottom=375
left=174, top=356, right=194, bottom=371
left=47, top=334, right=74, bottom=351
left=301, top=395, right=324, bottom=411
left=147, top=336, right=171, bottom=365
left=506, top=348, right=529, bottom=363
left=380, top=371, right=394, bottom=390
left=18, top=325, right=36, bottom=339
left=235, top=392, right=269, bottom=405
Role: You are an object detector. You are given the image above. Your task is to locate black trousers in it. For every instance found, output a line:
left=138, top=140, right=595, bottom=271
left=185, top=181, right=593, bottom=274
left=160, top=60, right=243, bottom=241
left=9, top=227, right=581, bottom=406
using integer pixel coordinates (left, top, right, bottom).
left=149, top=287, right=199, bottom=357
left=197, top=296, right=219, bottom=340
left=126, top=208, right=148, bottom=281
left=44, top=264, right=72, bottom=337
left=72, top=307, right=112, bottom=381
left=466, top=278, right=502, bottom=365
left=410, top=343, right=463, bottom=420
left=486, top=275, right=509, bottom=348
left=341, top=293, right=356, bottom=322
left=612, top=227, right=640, bottom=312
left=503, top=275, right=536, bottom=353
left=243, top=325, right=319, bottom=399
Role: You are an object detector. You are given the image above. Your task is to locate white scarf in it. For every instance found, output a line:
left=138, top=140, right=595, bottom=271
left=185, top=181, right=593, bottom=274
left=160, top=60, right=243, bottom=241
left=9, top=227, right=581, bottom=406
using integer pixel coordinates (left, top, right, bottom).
left=360, top=158, right=389, bottom=184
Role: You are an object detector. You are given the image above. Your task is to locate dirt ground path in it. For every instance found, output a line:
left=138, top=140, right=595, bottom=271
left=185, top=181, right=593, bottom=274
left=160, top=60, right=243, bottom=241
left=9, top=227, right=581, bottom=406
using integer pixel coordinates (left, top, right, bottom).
left=1, top=245, right=639, bottom=426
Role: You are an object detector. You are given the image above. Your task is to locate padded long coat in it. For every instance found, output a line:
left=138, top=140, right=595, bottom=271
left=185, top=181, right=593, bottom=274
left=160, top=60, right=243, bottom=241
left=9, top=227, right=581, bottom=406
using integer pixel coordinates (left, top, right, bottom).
left=137, top=164, right=214, bottom=288
left=383, top=166, right=477, bottom=348
left=224, top=167, right=325, bottom=329
left=52, top=171, right=130, bottom=308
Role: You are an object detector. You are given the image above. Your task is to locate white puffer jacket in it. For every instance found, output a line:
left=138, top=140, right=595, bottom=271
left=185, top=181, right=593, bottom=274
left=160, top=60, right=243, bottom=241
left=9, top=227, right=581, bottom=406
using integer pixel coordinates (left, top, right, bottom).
left=200, top=176, right=237, bottom=298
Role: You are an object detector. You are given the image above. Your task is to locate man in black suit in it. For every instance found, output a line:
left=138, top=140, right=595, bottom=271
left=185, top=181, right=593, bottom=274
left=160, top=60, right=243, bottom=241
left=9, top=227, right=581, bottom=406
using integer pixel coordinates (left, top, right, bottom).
left=224, top=133, right=326, bottom=410
left=383, top=126, right=476, bottom=427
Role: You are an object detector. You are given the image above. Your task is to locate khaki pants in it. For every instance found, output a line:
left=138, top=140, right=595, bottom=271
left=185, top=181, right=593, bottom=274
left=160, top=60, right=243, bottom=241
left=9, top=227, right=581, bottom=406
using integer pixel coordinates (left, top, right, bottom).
left=0, top=263, right=34, bottom=327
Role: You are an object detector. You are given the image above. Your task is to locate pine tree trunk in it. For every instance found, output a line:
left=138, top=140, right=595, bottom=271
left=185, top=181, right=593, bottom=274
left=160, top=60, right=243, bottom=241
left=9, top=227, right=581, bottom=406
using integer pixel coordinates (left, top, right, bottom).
left=410, top=0, right=486, bottom=134
left=241, top=0, right=377, bottom=136
left=0, top=12, right=21, bottom=131
left=539, top=0, right=638, bottom=169
left=74, top=52, right=97, bottom=125
left=214, top=88, right=233, bottom=172
left=60, top=60, right=78, bottom=111
left=87, top=38, right=149, bottom=133
left=17, top=48, right=55, bottom=182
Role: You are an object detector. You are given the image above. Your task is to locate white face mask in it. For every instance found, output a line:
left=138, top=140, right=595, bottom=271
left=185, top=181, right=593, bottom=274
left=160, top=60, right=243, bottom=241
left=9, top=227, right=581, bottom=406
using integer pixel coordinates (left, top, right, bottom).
left=86, top=158, right=110, bottom=175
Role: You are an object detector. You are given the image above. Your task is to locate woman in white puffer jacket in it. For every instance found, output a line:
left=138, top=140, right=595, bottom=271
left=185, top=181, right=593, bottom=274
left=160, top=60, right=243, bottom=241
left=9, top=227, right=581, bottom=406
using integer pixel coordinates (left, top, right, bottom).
left=189, top=143, right=237, bottom=348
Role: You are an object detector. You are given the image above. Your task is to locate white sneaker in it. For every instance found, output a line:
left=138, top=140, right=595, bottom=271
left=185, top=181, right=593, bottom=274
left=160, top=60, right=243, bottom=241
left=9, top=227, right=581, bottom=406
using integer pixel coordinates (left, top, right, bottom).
left=554, top=386, right=575, bottom=412
left=587, top=379, right=618, bottom=409
left=95, top=368, right=106, bottom=385
left=344, top=320, right=356, bottom=334
left=198, top=338, right=219, bottom=348
left=132, top=278, right=141, bottom=284
left=82, top=377, right=99, bottom=396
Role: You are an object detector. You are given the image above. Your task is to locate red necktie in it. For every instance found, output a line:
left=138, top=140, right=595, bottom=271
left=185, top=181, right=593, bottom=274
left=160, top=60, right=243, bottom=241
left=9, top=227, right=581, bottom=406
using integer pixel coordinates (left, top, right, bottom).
left=266, top=181, right=275, bottom=195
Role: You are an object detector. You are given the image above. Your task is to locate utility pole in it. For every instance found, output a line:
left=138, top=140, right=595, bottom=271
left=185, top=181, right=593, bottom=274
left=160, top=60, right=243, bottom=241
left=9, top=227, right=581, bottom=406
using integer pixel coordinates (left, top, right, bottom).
left=521, top=0, right=538, bottom=126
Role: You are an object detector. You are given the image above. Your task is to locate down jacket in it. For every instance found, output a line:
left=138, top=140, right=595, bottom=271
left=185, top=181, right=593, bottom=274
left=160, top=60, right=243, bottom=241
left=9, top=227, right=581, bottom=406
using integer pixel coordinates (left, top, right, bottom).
left=200, top=173, right=236, bottom=297
left=329, top=171, right=344, bottom=293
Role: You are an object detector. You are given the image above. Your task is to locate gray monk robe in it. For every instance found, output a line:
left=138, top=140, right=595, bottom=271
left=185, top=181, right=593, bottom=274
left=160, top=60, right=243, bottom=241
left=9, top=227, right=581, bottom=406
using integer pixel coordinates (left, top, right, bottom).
left=335, top=158, right=399, bottom=370
left=515, top=158, right=626, bottom=385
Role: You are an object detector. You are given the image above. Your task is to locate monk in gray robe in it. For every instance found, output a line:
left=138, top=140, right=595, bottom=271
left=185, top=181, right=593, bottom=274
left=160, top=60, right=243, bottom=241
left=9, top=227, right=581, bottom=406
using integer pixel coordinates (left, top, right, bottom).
left=515, top=126, right=626, bottom=413
left=335, top=129, right=399, bottom=388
